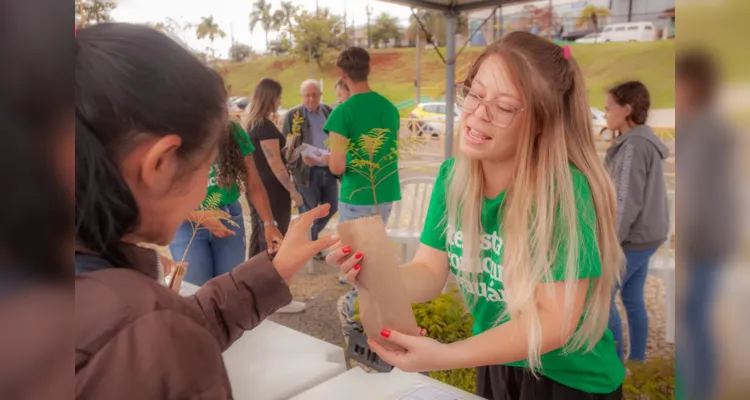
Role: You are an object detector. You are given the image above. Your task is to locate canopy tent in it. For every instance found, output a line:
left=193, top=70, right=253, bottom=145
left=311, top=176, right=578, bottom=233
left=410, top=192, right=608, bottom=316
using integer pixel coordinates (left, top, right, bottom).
left=380, top=0, right=527, bottom=158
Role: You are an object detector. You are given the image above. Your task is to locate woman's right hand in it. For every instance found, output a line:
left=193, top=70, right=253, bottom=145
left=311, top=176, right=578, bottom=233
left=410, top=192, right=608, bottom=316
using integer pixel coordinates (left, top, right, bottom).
left=326, top=241, right=363, bottom=285
left=291, top=192, right=304, bottom=209
left=271, top=204, right=339, bottom=283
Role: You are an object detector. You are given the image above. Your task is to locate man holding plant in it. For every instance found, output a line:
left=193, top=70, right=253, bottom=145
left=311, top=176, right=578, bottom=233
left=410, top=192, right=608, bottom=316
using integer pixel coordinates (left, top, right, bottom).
left=322, top=47, right=402, bottom=223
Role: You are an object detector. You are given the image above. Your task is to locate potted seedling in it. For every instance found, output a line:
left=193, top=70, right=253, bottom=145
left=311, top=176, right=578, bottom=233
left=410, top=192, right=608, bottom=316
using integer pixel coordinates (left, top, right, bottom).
left=333, top=129, right=423, bottom=352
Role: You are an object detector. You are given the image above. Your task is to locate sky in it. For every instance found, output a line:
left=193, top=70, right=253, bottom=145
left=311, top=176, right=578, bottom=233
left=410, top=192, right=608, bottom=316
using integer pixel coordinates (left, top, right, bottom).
left=112, top=0, right=412, bottom=58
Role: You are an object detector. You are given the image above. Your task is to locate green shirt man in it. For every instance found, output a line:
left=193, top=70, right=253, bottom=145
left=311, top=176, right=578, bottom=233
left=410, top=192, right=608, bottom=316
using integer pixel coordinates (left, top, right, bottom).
left=420, top=158, right=625, bottom=394
left=324, top=91, right=402, bottom=207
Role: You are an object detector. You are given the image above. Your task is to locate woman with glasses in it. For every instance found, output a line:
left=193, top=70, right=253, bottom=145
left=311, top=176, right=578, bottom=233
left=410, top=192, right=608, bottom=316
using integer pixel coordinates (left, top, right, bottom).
left=327, top=33, right=625, bottom=400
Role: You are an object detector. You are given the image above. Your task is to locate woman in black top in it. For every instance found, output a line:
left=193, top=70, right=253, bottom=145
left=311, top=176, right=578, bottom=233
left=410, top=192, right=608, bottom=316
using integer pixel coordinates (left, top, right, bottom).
left=244, top=79, right=303, bottom=257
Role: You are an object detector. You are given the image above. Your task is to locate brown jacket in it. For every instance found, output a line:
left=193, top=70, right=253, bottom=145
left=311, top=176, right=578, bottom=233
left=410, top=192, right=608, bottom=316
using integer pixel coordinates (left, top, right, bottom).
left=75, top=243, right=292, bottom=399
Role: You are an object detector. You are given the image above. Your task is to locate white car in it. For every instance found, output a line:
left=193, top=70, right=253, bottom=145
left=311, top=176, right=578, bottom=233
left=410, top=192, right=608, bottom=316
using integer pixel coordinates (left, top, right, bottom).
left=599, top=22, right=657, bottom=42
left=575, top=33, right=602, bottom=44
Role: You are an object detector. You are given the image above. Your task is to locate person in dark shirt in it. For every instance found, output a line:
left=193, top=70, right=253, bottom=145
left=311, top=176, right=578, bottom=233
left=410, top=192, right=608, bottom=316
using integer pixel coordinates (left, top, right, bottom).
left=244, top=78, right=306, bottom=313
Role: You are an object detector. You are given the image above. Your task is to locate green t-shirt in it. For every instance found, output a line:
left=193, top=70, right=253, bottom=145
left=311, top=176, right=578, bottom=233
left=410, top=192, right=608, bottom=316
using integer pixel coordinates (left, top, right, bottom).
left=420, top=158, right=625, bottom=394
left=323, top=91, right=402, bottom=206
left=204, top=121, right=255, bottom=207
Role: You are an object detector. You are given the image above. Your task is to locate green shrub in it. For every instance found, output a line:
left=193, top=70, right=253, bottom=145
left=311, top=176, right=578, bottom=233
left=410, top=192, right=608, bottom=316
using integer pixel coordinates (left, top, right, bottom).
left=353, top=290, right=477, bottom=393
left=623, top=356, right=675, bottom=400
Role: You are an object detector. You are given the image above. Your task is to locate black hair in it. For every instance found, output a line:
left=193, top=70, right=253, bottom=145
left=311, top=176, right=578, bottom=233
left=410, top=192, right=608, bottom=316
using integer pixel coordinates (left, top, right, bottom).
left=0, top=0, right=72, bottom=282
left=676, top=49, right=718, bottom=106
left=336, top=47, right=371, bottom=82
left=608, top=81, right=651, bottom=125
left=75, top=23, right=227, bottom=267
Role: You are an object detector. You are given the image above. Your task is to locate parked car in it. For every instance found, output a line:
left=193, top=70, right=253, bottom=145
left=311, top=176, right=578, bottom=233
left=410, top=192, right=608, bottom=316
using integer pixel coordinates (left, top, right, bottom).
left=599, top=22, right=657, bottom=42
left=575, top=33, right=602, bottom=44
left=408, top=102, right=460, bottom=137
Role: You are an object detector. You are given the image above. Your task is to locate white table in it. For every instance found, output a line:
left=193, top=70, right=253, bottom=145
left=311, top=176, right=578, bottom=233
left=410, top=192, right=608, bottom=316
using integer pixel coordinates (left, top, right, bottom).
left=291, top=367, right=485, bottom=400
left=179, top=282, right=347, bottom=399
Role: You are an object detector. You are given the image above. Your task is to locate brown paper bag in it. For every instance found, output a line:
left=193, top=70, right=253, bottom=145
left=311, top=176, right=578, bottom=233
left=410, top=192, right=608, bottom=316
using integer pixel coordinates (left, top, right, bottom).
left=337, top=215, right=420, bottom=351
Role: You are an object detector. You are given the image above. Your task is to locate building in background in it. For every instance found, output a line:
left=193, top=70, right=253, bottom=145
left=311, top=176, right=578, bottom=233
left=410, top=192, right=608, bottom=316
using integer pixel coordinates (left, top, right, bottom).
left=466, top=0, right=675, bottom=45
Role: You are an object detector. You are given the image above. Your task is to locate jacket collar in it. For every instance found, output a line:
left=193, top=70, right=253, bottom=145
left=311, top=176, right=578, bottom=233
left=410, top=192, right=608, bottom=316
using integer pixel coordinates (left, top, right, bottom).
left=75, top=242, right=159, bottom=280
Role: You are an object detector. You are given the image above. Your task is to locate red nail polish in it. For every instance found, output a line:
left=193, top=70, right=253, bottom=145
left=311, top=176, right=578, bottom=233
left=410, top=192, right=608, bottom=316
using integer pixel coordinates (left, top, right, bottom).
left=353, top=264, right=360, bottom=271
left=354, top=252, right=363, bottom=259
left=342, top=246, right=351, bottom=254
left=380, top=329, right=391, bottom=338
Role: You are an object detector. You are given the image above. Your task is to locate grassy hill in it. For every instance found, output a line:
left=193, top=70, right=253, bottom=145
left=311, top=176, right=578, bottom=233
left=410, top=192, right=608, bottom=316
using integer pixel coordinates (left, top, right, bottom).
left=222, top=40, right=674, bottom=116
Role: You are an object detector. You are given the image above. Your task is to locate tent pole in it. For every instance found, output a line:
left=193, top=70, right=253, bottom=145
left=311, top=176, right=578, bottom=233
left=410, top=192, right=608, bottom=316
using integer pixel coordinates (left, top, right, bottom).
left=444, top=12, right=457, bottom=160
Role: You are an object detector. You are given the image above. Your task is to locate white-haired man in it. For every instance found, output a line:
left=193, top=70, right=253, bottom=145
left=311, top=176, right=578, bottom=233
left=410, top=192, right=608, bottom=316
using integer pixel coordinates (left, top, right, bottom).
left=282, top=79, right=338, bottom=261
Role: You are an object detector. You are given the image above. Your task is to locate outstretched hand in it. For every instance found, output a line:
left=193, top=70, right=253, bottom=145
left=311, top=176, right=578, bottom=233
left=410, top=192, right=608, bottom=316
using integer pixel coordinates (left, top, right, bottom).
left=271, top=204, right=339, bottom=283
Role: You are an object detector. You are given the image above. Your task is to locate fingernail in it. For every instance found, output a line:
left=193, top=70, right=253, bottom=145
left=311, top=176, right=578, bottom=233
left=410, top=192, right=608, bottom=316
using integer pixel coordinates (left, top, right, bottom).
left=342, top=246, right=351, bottom=254
left=353, top=263, right=360, bottom=271
left=354, top=252, right=363, bottom=259
left=380, top=329, right=391, bottom=338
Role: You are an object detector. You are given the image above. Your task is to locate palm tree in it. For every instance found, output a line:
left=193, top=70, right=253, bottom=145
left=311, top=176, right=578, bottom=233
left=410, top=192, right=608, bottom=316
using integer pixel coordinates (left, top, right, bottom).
left=249, top=0, right=274, bottom=51
left=576, top=5, right=611, bottom=43
left=196, top=16, right=226, bottom=60
left=279, top=1, right=298, bottom=33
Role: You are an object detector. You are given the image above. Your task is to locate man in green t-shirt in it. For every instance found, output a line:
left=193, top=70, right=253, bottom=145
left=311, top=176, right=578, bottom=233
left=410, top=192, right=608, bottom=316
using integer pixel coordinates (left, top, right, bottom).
left=321, top=47, right=401, bottom=223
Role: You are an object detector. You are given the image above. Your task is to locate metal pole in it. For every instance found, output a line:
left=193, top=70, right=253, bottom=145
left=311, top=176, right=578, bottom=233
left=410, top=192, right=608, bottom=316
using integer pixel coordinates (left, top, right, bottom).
left=444, top=12, right=457, bottom=160
left=628, top=0, right=633, bottom=22
left=415, top=25, right=421, bottom=105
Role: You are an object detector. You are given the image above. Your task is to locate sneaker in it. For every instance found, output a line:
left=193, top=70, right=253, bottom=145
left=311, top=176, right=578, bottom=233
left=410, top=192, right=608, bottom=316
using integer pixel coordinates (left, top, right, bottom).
left=275, top=300, right=307, bottom=314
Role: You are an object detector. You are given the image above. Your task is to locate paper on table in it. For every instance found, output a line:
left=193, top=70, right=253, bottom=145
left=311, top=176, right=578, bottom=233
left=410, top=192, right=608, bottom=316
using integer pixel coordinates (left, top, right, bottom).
left=297, top=143, right=329, bottom=164
left=399, top=385, right=469, bottom=400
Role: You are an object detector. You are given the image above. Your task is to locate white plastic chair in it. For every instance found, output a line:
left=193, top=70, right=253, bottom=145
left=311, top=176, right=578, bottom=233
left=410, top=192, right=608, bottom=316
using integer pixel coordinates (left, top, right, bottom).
left=386, top=176, right=436, bottom=263
left=648, top=189, right=676, bottom=343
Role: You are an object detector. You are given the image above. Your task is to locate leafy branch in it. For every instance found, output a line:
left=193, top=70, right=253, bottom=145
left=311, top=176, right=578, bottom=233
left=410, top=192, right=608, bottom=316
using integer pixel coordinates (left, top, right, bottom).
left=167, top=191, right=239, bottom=292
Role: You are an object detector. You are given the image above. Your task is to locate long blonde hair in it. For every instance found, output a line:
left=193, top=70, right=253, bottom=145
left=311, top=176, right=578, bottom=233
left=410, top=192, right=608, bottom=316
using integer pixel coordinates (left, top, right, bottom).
left=446, top=32, right=623, bottom=370
left=242, top=78, right=282, bottom=130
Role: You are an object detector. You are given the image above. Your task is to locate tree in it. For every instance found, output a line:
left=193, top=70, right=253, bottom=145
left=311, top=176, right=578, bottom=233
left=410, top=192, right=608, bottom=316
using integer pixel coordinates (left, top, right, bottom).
left=229, top=43, right=253, bottom=62
left=149, top=17, right=195, bottom=43
left=408, top=11, right=468, bottom=47
left=196, top=16, right=226, bottom=60
left=249, top=0, right=274, bottom=52
left=576, top=5, right=611, bottom=42
left=289, top=8, right=347, bottom=69
left=371, top=13, right=403, bottom=48
left=76, top=0, right=116, bottom=27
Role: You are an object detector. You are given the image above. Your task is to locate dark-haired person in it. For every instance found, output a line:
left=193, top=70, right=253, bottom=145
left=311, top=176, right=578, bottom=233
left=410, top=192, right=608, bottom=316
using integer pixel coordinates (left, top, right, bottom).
left=333, top=78, right=351, bottom=108
left=167, top=120, right=283, bottom=286
left=322, top=47, right=401, bottom=223
left=244, top=78, right=307, bottom=313
left=676, top=50, right=737, bottom=400
left=74, top=23, right=337, bottom=398
left=282, top=79, right=337, bottom=260
left=603, top=81, right=669, bottom=363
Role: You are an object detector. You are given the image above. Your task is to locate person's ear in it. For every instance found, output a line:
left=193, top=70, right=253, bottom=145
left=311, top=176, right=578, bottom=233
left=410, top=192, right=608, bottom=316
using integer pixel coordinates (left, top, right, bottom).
left=624, top=104, right=633, bottom=119
left=140, top=135, right=183, bottom=195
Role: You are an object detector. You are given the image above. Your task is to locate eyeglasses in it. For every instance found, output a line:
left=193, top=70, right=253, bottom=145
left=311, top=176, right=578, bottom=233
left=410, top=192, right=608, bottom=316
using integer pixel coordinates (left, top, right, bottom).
left=455, top=83, right=525, bottom=128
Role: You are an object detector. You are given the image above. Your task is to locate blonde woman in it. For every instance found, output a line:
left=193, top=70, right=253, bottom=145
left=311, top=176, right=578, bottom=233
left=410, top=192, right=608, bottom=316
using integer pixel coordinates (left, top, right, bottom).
left=327, top=32, right=625, bottom=399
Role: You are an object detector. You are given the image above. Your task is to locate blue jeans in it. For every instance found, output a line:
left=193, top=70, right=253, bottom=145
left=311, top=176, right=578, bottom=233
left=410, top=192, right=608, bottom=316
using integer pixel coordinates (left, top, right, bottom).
left=679, top=264, right=721, bottom=400
left=298, top=167, right=338, bottom=241
left=609, top=247, right=658, bottom=362
left=168, top=201, right=246, bottom=286
left=338, top=202, right=393, bottom=224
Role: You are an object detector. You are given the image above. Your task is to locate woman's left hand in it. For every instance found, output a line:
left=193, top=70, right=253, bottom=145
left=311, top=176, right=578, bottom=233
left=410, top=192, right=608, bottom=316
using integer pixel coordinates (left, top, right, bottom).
left=265, top=224, right=284, bottom=254
left=368, top=329, right=450, bottom=373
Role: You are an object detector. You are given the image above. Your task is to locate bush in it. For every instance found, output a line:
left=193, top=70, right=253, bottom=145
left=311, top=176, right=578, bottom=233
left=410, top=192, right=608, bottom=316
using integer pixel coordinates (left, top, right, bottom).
left=354, top=290, right=477, bottom=393
left=623, top=356, right=675, bottom=400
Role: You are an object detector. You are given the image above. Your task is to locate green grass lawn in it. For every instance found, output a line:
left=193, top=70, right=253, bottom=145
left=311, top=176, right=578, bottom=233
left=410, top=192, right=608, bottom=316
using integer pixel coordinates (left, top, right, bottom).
left=222, top=40, right=675, bottom=116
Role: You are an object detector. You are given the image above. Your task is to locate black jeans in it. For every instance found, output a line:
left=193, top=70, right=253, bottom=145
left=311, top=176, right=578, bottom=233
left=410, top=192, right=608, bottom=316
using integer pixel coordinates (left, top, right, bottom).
left=476, top=365, right=622, bottom=400
left=297, top=167, right=338, bottom=241
left=248, top=178, right=291, bottom=258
